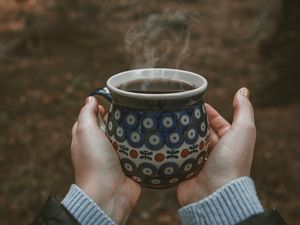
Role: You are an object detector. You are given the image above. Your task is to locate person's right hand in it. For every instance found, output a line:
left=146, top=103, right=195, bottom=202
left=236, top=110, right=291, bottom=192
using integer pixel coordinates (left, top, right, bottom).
left=177, top=88, right=256, bottom=206
left=71, top=97, right=141, bottom=225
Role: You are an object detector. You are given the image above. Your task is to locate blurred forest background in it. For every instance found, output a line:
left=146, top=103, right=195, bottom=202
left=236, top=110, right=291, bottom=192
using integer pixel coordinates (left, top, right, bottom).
left=0, top=0, right=299, bottom=224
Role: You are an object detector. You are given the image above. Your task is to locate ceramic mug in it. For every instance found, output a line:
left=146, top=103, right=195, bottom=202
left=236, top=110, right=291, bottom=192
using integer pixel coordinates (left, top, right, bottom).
left=90, top=68, right=209, bottom=188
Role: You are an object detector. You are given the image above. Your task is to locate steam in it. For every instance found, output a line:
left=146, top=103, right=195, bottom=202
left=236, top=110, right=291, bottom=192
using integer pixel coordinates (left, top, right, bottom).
left=125, top=10, right=192, bottom=68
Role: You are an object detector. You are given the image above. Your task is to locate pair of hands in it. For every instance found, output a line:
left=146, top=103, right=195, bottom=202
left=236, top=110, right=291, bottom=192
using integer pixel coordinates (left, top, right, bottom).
left=70, top=88, right=256, bottom=225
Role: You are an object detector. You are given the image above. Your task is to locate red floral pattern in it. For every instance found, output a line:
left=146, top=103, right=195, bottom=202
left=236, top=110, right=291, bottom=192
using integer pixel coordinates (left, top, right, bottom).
left=154, top=153, right=165, bottom=162
left=180, top=148, right=189, bottom=158
left=129, top=149, right=138, bottom=159
left=112, top=141, right=119, bottom=151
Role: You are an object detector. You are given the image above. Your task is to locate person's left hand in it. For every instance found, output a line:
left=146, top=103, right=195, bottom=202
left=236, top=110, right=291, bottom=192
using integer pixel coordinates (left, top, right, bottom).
left=71, top=96, right=141, bottom=225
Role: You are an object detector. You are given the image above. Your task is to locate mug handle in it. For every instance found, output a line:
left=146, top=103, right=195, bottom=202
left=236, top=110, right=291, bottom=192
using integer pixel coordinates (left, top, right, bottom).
left=89, top=87, right=112, bottom=132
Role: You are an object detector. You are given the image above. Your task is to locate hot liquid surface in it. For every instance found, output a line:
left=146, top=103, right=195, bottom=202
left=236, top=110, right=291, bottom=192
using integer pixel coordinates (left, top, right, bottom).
left=117, top=79, right=196, bottom=94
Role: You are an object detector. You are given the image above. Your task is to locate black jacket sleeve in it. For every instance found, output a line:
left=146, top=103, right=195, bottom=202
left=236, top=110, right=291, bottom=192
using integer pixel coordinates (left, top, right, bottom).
left=30, top=195, right=80, bottom=225
left=236, top=209, right=287, bottom=225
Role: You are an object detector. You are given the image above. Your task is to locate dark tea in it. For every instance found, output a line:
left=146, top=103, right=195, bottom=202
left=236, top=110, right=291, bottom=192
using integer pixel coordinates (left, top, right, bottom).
left=117, top=79, right=196, bottom=94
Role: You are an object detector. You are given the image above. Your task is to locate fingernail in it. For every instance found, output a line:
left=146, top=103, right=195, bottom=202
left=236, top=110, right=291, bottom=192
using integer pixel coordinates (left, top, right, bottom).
left=239, top=87, right=250, bottom=98
left=85, top=96, right=94, bottom=104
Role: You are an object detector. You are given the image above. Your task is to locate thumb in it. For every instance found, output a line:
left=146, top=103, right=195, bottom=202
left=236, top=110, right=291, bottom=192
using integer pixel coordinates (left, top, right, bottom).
left=222, top=88, right=256, bottom=175
left=77, top=96, right=99, bottom=131
left=232, top=87, right=255, bottom=131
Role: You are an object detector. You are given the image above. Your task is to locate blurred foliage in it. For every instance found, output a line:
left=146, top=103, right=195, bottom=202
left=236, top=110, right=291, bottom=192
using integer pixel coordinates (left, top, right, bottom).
left=0, top=0, right=299, bottom=225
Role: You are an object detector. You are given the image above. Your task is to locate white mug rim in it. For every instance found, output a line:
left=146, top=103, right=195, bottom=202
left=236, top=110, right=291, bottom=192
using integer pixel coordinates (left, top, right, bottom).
left=107, top=68, right=207, bottom=100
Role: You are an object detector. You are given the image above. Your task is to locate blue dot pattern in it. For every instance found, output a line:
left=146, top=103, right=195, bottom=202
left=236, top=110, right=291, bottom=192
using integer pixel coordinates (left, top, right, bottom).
left=106, top=101, right=209, bottom=188
left=107, top=102, right=207, bottom=150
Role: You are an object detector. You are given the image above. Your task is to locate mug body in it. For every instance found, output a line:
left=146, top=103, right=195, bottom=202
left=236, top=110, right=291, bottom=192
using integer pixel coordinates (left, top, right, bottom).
left=105, top=68, right=209, bottom=188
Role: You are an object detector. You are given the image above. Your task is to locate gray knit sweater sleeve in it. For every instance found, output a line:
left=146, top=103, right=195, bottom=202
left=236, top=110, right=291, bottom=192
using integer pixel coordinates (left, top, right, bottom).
left=62, top=185, right=116, bottom=225
left=178, top=177, right=263, bottom=225
left=62, top=177, right=262, bottom=225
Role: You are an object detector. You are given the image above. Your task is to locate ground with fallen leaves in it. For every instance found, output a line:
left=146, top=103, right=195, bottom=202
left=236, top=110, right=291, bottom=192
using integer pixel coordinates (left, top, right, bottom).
left=0, top=1, right=299, bottom=224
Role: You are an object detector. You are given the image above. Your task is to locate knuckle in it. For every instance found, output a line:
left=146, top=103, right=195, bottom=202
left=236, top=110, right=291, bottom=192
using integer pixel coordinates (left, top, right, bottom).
left=79, top=105, right=88, bottom=115
left=76, top=124, right=90, bottom=135
left=241, top=121, right=256, bottom=133
left=76, top=122, right=99, bottom=136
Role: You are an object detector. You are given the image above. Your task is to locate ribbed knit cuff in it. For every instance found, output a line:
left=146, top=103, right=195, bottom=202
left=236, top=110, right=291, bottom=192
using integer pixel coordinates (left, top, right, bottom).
left=62, top=184, right=116, bottom=225
left=178, top=177, right=263, bottom=225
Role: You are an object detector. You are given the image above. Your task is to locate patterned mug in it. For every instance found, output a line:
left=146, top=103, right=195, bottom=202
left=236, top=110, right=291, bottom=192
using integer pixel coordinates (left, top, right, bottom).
left=90, top=68, right=209, bottom=188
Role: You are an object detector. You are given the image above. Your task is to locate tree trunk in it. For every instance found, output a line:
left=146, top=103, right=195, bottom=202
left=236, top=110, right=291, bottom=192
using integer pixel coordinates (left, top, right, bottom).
left=258, top=0, right=300, bottom=106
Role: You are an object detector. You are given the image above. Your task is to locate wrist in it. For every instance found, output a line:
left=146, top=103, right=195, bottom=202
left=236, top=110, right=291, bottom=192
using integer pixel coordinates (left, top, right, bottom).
left=178, top=174, right=240, bottom=206
left=76, top=178, right=139, bottom=225
left=178, top=177, right=264, bottom=225
left=62, top=184, right=117, bottom=225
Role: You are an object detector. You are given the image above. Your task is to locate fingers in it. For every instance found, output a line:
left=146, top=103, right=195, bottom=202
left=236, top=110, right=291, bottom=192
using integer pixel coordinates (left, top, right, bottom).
left=232, top=88, right=255, bottom=132
left=219, top=88, right=256, bottom=175
left=205, top=103, right=230, bottom=138
left=229, top=88, right=256, bottom=161
left=208, top=126, right=219, bottom=153
left=98, top=105, right=108, bottom=123
left=77, top=96, right=99, bottom=131
left=98, top=105, right=106, bottom=117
